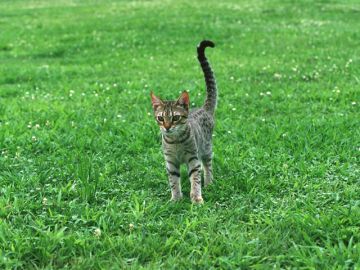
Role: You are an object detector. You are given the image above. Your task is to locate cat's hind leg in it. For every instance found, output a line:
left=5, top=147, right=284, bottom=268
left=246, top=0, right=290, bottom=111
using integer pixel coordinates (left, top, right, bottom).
left=202, top=156, right=213, bottom=187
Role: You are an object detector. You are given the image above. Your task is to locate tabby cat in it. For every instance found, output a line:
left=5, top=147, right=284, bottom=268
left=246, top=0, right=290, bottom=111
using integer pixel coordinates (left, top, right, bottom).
left=150, top=40, right=217, bottom=203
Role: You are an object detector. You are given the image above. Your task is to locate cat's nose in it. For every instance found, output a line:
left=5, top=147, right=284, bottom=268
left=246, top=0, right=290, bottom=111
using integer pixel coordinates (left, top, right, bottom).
left=164, top=123, right=171, bottom=131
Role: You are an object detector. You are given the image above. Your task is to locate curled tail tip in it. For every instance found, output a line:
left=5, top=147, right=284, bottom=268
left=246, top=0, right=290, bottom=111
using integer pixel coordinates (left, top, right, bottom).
left=198, top=40, right=215, bottom=50
left=197, top=40, right=215, bottom=60
left=197, top=40, right=215, bottom=59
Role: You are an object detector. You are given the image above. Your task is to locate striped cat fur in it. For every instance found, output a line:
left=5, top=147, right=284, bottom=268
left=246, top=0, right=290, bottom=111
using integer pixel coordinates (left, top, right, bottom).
left=150, top=40, right=217, bottom=203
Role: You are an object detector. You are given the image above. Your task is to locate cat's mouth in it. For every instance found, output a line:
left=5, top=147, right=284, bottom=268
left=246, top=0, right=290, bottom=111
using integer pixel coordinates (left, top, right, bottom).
left=162, top=128, right=175, bottom=134
left=161, top=127, right=177, bottom=135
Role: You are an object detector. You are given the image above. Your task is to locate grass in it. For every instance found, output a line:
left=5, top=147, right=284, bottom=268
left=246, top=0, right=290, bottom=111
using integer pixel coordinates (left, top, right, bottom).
left=0, top=0, right=359, bottom=269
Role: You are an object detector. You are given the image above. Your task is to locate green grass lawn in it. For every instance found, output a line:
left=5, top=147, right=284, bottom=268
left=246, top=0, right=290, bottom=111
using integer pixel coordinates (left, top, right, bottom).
left=1, top=0, right=359, bottom=269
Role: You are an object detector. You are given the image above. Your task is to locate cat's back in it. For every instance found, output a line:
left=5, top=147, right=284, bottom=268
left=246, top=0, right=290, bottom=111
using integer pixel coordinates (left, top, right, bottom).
left=189, top=108, right=214, bottom=134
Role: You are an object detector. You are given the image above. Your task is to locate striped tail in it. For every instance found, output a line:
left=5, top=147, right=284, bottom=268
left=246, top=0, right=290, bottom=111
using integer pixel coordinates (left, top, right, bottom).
left=197, top=40, right=217, bottom=115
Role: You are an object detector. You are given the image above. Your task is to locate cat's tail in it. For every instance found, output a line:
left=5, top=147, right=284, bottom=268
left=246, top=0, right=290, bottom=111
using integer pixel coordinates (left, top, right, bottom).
left=197, top=40, right=217, bottom=115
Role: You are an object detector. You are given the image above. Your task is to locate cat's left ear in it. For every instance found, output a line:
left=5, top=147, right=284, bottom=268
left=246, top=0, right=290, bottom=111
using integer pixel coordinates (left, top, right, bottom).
left=176, top=91, right=189, bottom=110
left=150, top=91, right=163, bottom=110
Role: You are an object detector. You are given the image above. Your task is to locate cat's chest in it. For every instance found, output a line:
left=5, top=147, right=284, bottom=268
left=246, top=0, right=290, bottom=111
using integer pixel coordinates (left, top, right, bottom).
left=162, top=138, right=197, bottom=164
left=172, top=145, right=187, bottom=162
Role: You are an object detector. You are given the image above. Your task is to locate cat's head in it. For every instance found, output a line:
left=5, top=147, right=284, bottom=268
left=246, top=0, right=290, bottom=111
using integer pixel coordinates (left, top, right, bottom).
left=150, top=91, right=189, bottom=135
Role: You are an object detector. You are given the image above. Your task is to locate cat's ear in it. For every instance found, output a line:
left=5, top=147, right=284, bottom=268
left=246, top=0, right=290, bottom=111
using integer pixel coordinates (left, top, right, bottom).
left=150, top=91, right=163, bottom=110
left=176, top=91, right=189, bottom=110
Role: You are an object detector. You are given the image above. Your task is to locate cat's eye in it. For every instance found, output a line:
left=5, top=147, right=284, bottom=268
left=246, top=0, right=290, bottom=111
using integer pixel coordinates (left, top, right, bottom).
left=157, top=116, right=164, bottom=122
left=172, top=115, right=181, bottom=121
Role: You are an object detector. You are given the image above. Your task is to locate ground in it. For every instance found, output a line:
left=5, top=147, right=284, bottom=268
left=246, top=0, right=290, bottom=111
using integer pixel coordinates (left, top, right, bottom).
left=0, top=0, right=359, bottom=269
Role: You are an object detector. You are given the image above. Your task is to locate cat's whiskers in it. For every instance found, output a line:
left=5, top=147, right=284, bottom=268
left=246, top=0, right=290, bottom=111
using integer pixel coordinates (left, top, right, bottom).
left=161, top=123, right=188, bottom=136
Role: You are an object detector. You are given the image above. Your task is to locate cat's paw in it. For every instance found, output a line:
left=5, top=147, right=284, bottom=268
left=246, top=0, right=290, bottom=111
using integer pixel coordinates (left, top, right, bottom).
left=204, top=180, right=213, bottom=188
left=191, top=196, right=204, bottom=204
left=170, top=193, right=183, bottom=202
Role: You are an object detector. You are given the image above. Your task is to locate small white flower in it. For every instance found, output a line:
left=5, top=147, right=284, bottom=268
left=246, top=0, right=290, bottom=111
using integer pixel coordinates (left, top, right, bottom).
left=34, top=124, right=40, bottom=129
left=129, top=223, right=134, bottom=231
left=42, top=197, right=48, bottom=205
left=351, top=101, right=357, bottom=105
left=147, top=112, right=151, bottom=116
left=31, top=136, right=37, bottom=142
left=274, top=73, right=282, bottom=79
left=103, top=118, right=107, bottom=123
left=95, top=93, right=99, bottom=97
left=261, top=118, right=266, bottom=122
left=230, top=76, right=234, bottom=80
left=266, top=91, right=271, bottom=95
left=94, top=228, right=101, bottom=237
left=227, top=130, right=231, bottom=134
left=232, top=108, right=236, bottom=111
left=45, top=120, right=50, bottom=126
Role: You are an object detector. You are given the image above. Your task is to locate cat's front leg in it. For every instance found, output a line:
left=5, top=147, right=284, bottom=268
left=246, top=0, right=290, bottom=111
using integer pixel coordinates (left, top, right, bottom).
left=188, top=161, right=203, bottom=203
left=166, top=160, right=183, bottom=201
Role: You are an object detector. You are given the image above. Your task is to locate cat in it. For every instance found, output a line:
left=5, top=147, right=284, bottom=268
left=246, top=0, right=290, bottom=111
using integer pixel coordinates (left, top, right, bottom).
left=150, top=40, right=217, bottom=203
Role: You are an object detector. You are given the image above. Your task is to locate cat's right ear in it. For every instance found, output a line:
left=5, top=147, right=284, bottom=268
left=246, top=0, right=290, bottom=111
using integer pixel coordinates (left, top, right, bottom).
left=176, top=91, right=190, bottom=111
left=150, top=91, right=163, bottom=110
